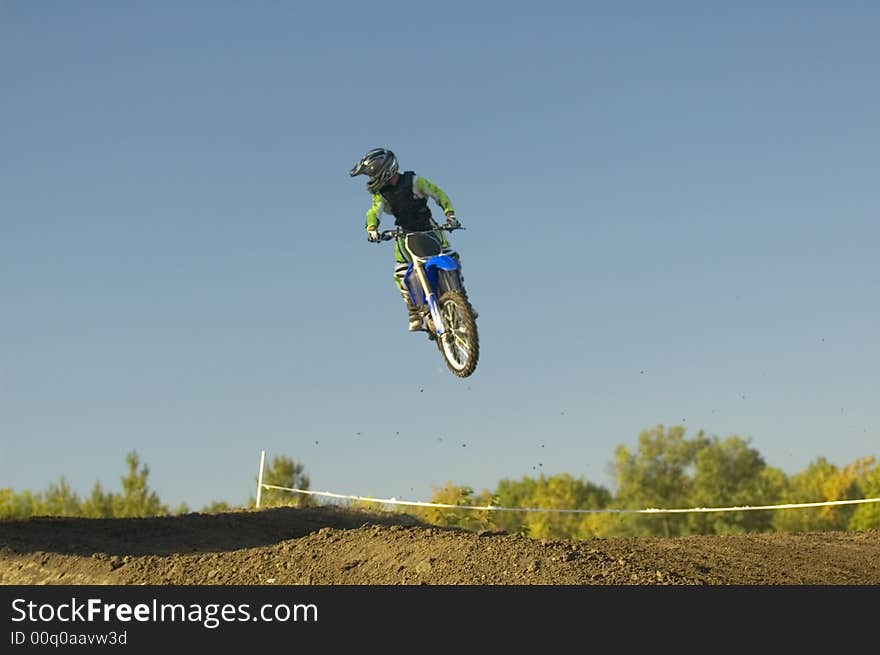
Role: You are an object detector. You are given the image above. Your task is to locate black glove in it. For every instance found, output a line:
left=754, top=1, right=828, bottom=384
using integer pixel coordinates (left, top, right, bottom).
left=445, top=215, right=461, bottom=230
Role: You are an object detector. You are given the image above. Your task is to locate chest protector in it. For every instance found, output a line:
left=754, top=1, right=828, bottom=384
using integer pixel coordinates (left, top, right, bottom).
left=379, top=171, right=433, bottom=232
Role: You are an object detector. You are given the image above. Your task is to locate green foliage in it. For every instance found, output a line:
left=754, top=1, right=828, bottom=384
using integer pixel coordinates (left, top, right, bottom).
left=491, top=474, right=612, bottom=540
left=849, top=458, right=880, bottom=531
left=41, top=478, right=83, bottom=517
left=0, top=479, right=85, bottom=519
left=2, top=436, right=878, bottom=539
left=114, top=452, right=168, bottom=517
left=492, top=477, right=539, bottom=534
left=81, top=482, right=115, bottom=518
left=610, top=425, right=707, bottom=537
left=254, top=454, right=312, bottom=508
left=414, top=474, right=614, bottom=539
left=1, top=450, right=310, bottom=520
left=606, top=426, right=795, bottom=537
left=411, top=483, right=495, bottom=531
left=0, top=488, right=40, bottom=519
left=1, top=451, right=168, bottom=519
left=771, top=457, right=866, bottom=533
left=686, top=435, right=784, bottom=535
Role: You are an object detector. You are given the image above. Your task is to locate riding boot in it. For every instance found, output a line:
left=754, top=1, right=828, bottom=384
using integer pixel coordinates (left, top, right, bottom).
left=401, top=290, right=423, bottom=331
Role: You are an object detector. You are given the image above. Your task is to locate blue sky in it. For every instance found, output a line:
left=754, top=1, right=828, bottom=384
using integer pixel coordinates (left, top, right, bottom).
left=2, top=1, right=878, bottom=511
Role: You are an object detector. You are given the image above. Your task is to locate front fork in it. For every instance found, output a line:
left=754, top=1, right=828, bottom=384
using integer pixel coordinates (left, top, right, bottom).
left=413, top=264, right=448, bottom=339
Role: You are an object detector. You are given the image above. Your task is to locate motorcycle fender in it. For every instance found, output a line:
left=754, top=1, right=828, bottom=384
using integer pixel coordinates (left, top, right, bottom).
left=425, top=255, right=460, bottom=295
left=425, top=254, right=460, bottom=272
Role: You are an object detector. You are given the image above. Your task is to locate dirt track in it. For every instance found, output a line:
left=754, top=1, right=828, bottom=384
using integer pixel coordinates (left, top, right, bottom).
left=2, top=506, right=879, bottom=585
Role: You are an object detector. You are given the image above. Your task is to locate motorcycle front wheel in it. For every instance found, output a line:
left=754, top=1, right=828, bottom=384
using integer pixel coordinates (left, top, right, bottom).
left=435, top=290, right=479, bottom=378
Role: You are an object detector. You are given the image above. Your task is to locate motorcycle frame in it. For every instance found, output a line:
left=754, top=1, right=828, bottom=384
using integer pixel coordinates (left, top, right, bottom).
left=402, top=253, right=462, bottom=339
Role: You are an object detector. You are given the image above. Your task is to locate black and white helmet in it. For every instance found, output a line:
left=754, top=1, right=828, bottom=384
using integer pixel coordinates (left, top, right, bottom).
left=349, top=147, right=399, bottom=193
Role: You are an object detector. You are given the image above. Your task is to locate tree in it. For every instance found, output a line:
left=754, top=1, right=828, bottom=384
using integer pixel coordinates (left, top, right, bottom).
left=487, top=474, right=612, bottom=540
left=0, top=488, right=35, bottom=519
left=41, top=478, right=83, bottom=517
left=1, top=481, right=83, bottom=519
left=849, top=458, right=880, bottom=531
left=772, top=457, right=867, bottom=533
left=254, top=454, right=312, bottom=508
left=687, top=435, right=785, bottom=535
left=0, top=452, right=210, bottom=519
left=610, top=425, right=708, bottom=537
left=406, top=483, right=495, bottom=531
left=528, top=474, right=611, bottom=539
left=81, top=482, right=115, bottom=518
left=113, top=451, right=168, bottom=517
left=492, top=477, right=540, bottom=534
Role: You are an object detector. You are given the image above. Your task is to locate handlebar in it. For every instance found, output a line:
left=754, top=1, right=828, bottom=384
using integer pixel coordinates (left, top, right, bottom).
left=378, top=225, right=465, bottom=242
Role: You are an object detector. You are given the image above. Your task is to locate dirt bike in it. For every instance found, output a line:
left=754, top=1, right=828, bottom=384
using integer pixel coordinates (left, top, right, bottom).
left=377, top=225, right=479, bottom=378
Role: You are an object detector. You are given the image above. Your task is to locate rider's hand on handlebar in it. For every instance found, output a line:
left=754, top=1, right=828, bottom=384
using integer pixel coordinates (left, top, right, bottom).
left=444, top=214, right=460, bottom=230
left=367, top=228, right=381, bottom=242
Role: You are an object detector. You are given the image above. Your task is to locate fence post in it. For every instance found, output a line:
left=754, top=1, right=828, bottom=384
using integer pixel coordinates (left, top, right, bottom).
left=256, top=450, right=266, bottom=509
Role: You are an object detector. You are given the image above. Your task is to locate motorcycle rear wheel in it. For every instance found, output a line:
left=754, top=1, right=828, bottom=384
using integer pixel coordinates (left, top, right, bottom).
left=435, top=290, right=479, bottom=378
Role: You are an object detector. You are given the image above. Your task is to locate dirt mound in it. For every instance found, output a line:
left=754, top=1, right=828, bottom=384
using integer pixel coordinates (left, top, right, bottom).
left=2, top=506, right=879, bottom=585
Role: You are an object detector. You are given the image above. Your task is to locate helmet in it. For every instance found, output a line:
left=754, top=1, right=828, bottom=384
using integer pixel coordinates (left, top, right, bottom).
left=349, top=147, right=399, bottom=193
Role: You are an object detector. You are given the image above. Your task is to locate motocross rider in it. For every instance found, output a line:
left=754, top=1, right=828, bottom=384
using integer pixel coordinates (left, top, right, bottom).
left=349, top=147, right=471, bottom=331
